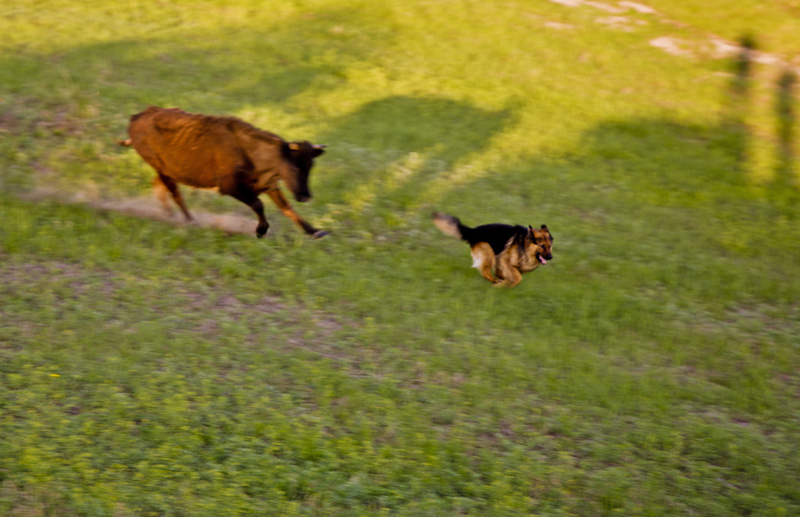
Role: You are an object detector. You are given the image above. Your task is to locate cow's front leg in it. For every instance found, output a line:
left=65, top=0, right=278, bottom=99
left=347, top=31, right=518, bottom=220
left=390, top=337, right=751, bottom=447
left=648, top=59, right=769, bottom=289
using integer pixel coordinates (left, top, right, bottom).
left=267, top=189, right=328, bottom=238
left=221, top=181, right=270, bottom=238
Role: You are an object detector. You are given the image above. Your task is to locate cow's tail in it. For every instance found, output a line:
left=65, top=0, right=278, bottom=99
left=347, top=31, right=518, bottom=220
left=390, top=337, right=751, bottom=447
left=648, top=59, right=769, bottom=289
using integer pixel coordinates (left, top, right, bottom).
left=118, top=110, right=151, bottom=146
left=432, top=212, right=471, bottom=241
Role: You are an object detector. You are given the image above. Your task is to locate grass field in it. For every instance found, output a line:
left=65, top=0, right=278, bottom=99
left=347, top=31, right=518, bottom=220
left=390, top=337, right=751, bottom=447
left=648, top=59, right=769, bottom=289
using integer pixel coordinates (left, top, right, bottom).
left=2, top=1, right=800, bottom=515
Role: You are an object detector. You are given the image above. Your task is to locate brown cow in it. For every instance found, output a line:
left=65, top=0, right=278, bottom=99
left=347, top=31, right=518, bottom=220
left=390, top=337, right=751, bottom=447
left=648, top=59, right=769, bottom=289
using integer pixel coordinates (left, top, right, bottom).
left=121, top=106, right=327, bottom=238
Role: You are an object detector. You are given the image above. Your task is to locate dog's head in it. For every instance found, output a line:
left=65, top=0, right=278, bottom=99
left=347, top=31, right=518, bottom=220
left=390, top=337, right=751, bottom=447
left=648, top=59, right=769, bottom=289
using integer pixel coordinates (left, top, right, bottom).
left=528, top=225, right=554, bottom=264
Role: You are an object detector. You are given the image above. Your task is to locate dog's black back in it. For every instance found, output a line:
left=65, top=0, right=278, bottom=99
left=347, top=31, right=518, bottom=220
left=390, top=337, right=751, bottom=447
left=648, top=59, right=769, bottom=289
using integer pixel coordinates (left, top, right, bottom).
left=461, top=223, right=527, bottom=255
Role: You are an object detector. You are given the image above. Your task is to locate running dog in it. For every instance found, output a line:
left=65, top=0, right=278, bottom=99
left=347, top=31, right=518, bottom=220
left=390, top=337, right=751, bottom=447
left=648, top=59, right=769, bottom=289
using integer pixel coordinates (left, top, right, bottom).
left=433, top=212, right=553, bottom=287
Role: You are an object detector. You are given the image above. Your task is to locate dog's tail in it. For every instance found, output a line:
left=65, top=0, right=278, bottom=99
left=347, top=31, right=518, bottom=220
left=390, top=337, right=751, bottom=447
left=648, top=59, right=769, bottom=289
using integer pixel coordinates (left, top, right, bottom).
left=432, top=212, right=471, bottom=240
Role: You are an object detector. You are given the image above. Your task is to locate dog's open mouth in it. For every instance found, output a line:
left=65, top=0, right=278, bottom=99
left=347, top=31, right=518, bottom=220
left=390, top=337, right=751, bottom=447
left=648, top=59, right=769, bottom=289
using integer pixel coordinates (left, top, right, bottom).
left=538, top=255, right=547, bottom=265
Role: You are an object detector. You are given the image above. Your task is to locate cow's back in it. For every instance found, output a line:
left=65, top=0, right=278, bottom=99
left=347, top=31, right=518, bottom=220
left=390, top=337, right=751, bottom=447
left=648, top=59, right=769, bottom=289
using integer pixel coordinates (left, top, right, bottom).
left=127, top=107, right=252, bottom=188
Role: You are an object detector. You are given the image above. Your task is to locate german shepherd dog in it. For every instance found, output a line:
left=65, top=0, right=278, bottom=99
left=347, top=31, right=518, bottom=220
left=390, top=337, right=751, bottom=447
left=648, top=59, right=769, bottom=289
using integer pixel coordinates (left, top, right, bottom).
left=433, top=212, right=553, bottom=287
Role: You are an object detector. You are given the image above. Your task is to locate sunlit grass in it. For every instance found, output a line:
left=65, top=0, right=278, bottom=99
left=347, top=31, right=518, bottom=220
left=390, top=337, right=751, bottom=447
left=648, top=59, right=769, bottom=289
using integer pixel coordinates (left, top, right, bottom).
left=1, top=0, right=799, bottom=515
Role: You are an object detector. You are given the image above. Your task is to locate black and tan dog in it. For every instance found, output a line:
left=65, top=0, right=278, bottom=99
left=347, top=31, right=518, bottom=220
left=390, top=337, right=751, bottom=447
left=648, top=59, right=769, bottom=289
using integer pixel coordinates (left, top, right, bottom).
left=433, top=212, right=553, bottom=287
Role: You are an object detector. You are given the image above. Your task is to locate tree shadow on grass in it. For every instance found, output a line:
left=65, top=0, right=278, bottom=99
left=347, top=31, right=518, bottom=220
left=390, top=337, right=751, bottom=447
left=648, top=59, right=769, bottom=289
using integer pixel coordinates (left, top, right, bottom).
left=720, top=34, right=757, bottom=172
left=0, top=4, right=394, bottom=198
left=0, top=5, right=393, bottom=131
left=433, top=33, right=798, bottom=228
left=431, top=115, right=754, bottom=244
left=315, top=95, right=516, bottom=214
left=323, top=96, right=513, bottom=158
left=772, top=68, right=799, bottom=210
left=717, top=34, right=798, bottom=206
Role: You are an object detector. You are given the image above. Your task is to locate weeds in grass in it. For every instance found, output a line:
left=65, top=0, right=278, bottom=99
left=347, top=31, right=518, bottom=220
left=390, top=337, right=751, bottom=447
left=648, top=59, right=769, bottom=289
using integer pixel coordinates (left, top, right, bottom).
left=1, top=0, right=800, bottom=515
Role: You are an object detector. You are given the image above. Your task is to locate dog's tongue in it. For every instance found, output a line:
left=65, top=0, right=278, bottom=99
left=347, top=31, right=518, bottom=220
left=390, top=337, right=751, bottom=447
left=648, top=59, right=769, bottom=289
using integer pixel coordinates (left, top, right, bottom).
left=539, top=256, right=547, bottom=264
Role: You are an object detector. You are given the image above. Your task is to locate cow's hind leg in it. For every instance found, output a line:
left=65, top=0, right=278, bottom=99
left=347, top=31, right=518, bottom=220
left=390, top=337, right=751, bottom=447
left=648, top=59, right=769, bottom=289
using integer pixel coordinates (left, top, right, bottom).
left=157, top=174, right=194, bottom=222
left=220, top=180, right=269, bottom=238
left=267, top=189, right=327, bottom=238
left=153, top=176, right=174, bottom=217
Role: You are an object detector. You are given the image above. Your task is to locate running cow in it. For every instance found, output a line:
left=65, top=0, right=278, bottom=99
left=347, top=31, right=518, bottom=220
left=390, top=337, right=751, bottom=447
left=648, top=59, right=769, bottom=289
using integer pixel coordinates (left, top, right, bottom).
left=121, top=106, right=327, bottom=238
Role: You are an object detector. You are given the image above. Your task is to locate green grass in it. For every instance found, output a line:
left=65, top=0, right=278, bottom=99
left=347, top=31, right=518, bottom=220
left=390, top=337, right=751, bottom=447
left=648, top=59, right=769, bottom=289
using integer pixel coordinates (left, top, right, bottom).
left=2, top=0, right=800, bottom=515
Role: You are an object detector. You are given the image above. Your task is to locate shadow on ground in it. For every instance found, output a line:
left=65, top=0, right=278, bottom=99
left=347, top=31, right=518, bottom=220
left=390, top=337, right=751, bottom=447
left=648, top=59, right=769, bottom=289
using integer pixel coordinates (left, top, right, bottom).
left=314, top=95, right=516, bottom=212
left=0, top=4, right=394, bottom=132
left=432, top=34, right=798, bottom=227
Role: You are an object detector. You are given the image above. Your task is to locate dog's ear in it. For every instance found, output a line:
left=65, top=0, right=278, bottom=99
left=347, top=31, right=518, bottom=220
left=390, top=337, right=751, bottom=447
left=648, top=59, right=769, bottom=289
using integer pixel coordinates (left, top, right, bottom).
left=541, top=224, right=552, bottom=239
left=528, top=225, right=540, bottom=239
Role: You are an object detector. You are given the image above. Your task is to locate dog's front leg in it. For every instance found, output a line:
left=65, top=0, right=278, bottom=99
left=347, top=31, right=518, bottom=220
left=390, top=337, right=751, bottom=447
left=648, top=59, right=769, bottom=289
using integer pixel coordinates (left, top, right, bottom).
left=495, top=259, right=522, bottom=287
left=504, top=268, right=523, bottom=287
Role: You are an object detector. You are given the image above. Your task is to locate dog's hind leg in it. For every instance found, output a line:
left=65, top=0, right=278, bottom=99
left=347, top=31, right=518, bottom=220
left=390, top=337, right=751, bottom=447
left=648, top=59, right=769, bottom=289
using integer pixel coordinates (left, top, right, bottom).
left=471, top=243, right=498, bottom=284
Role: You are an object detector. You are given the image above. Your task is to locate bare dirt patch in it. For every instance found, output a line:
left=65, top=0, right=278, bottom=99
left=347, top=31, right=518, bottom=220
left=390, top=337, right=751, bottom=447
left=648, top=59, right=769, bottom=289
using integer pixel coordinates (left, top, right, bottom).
left=0, top=260, right=118, bottom=297
left=0, top=256, right=353, bottom=365
left=548, top=0, right=800, bottom=73
left=595, top=15, right=643, bottom=32
left=0, top=110, right=25, bottom=135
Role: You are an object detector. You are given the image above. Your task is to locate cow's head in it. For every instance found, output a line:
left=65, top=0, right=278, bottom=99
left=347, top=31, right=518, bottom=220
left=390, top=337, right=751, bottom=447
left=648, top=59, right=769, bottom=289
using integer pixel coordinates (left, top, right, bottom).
left=282, top=141, right=326, bottom=202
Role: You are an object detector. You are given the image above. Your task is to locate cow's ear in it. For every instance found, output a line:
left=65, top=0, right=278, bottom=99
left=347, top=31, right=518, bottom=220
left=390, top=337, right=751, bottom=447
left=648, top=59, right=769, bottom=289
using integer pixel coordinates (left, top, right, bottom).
left=312, top=144, right=326, bottom=158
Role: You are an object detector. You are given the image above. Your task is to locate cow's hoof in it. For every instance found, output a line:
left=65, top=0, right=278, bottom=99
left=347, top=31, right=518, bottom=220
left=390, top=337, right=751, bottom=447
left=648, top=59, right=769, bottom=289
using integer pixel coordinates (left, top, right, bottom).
left=256, top=227, right=269, bottom=238
left=312, top=230, right=329, bottom=239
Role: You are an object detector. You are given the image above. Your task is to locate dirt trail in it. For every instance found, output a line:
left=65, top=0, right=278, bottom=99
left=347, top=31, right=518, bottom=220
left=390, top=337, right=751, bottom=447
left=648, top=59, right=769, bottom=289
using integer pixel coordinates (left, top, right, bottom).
left=25, top=187, right=260, bottom=236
